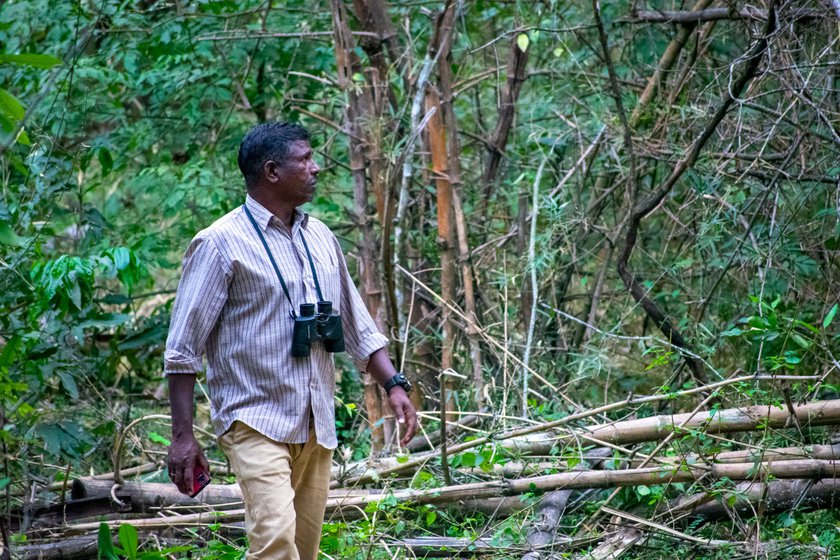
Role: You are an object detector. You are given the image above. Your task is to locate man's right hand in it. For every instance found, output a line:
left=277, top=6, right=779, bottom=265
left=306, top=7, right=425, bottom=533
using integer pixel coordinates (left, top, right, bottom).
left=168, top=433, right=209, bottom=496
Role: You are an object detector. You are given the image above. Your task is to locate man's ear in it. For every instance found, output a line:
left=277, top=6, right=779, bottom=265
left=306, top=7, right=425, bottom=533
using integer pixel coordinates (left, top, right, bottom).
left=264, top=160, right=280, bottom=183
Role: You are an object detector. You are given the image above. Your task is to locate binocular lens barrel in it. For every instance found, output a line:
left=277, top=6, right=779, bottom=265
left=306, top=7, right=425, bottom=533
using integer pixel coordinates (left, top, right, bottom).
left=317, top=301, right=332, bottom=315
left=299, top=303, right=316, bottom=317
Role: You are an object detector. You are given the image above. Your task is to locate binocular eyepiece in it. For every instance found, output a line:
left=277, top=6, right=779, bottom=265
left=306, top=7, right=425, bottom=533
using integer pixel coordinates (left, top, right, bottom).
left=291, top=300, right=345, bottom=357
left=299, top=301, right=333, bottom=317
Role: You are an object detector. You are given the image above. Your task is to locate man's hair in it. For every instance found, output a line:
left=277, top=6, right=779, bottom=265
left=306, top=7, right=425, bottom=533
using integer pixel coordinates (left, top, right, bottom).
left=237, top=121, right=311, bottom=187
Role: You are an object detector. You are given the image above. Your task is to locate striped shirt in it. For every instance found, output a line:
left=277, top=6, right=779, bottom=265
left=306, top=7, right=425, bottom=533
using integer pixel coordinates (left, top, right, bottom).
left=164, top=195, right=388, bottom=449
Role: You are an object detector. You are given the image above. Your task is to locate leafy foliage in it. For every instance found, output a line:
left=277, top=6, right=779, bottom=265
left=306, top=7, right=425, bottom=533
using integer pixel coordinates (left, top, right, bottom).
left=1, top=0, right=839, bottom=558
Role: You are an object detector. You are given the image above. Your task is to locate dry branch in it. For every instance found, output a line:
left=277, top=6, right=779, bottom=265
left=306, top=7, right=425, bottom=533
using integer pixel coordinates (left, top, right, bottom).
left=616, top=2, right=778, bottom=384
left=622, top=7, right=829, bottom=24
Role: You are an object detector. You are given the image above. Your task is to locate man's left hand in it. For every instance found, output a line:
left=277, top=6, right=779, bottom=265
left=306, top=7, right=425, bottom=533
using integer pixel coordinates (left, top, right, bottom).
left=387, top=387, right=418, bottom=446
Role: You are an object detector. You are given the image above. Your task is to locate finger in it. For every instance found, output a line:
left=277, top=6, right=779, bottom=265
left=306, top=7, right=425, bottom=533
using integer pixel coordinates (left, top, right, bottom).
left=393, top=399, right=406, bottom=425
left=405, top=407, right=418, bottom=443
left=401, top=419, right=416, bottom=445
left=198, top=452, right=210, bottom=472
left=171, top=464, right=186, bottom=494
left=405, top=413, right=418, bottom=442
left=399, top=403, right=416, bottom=445
left=183, top=463, right=195, bottom=496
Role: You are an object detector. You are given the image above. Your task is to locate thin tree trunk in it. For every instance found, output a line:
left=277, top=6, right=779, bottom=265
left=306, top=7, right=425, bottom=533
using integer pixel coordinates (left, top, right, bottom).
left=330, top=0, right=389, bottom=451
left=432, top=1, right=483, bottom=404
left=483, top=34, right=530, bottom=190
left=426, top=86, right=456, bottom=485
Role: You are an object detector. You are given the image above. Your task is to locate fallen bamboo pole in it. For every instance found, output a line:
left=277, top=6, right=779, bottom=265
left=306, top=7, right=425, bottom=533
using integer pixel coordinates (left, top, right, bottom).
left=55, top=459, right=840, bottom=535
left=71, top=479, right=377, bottom=510
left=665, top=478, right=840, bottom=521
left=340, top=393, right=838, bottom=485
left=651, top=443, right=840, bottom=466
left=571, top=400, right=840, bottom=446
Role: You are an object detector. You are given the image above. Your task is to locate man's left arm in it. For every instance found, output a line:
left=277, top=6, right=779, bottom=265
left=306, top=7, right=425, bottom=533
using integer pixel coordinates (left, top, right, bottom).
left=365, top=349, right=417, bottom=445
left=331, top=235, right=418, bottom=445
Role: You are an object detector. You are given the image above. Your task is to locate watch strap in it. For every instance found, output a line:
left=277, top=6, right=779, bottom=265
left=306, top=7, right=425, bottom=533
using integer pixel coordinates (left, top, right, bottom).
left=384, top=373, right=409, bottom=395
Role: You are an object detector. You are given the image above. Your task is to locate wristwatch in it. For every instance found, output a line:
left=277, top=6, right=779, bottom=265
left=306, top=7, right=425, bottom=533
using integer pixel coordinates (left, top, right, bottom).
left=383, top=373, right=412, bottom=396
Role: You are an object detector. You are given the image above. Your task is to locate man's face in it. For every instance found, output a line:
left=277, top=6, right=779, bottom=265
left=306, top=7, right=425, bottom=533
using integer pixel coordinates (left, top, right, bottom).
left=267, top=140, right=320, bottom=207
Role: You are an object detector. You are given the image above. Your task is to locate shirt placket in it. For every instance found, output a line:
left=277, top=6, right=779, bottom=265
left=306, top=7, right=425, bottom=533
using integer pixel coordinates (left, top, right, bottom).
left=289, top=220, right=320, bottom=440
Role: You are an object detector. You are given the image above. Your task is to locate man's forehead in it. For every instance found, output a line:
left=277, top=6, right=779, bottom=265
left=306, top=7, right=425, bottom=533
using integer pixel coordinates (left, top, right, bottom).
left=286, top=140, right=312, bottom=155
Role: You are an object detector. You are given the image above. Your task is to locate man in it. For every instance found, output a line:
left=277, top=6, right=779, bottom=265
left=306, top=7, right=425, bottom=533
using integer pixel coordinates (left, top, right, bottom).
left=165, top=121, right=418, bottom=559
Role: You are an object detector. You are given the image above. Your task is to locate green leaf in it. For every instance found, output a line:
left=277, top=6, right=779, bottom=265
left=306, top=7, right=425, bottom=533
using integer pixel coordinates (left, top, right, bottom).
left=58, top=371, right=79, bottom=399
left=97, top=523, right=120, bottom=560
left=823, top=304, right=838, bottom=329
left=0, top=222, right=22, bottom=246
left=790, top=333, right=811, bottom=349
left=517, top=33, right=529, bottom=53
left=118, top=524, right=138, bottom=560
left=110, top=247, right=131, bottom=270
left=148, top=431, right=171, bottom=446
left=636, top=485, right=651, bottom=496
left=720, top=327, right=743, bottom=337
left=0, top=53, right=62, bottom=68
left=0, top=88, right=25, bottom=121
left=0, top=336, right=22, bottom=368
left=98, top=147, right=114, bottom=176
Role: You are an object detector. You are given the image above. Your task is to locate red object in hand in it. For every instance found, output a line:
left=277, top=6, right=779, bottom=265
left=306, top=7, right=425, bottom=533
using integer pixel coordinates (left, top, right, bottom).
left=189, top=466, right=211, bottom=498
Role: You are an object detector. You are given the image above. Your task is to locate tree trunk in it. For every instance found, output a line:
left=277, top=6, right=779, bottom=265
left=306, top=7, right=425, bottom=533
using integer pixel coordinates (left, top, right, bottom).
left=330, top=0, right=391, bottom=451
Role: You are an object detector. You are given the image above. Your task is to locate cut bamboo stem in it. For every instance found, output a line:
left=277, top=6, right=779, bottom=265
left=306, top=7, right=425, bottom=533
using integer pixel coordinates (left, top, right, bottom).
left=57, top=459, right=840, bottom=536
left=340, top=390, right=833, bottom=486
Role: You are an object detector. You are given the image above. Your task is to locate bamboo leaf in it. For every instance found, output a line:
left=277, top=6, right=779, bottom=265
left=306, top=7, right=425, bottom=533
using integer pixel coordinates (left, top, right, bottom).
left=118, top=523, right=139, bottom=560
left=0, top=222, right=22, bottom=246
left=0, top=88, right=25, bottom=121
left=824, top=304, right=838, bottom=329
left=0, top=53, right=62, bottom=68
left=517, top=33, right=529, bottom=53
left=97, top=523, right=120, bottom=560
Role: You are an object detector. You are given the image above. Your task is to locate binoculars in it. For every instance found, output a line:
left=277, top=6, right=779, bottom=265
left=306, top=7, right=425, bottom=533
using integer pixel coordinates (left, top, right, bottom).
left=291, top=301, right=345, bottom=357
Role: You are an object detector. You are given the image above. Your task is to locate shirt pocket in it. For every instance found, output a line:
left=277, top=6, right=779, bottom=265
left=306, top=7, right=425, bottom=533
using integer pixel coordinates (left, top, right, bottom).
left=311, top=251, right=340, bottom=310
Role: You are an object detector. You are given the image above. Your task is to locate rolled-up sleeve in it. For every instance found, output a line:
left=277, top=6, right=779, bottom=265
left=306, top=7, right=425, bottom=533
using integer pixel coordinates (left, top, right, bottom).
left=164, top=234, right=232, bottom=376
left=333, top=237, right=388, bottom=372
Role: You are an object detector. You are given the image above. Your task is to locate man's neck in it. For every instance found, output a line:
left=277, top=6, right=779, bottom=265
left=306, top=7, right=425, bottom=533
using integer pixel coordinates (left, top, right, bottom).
left=248, top=190, right=296, bottom=229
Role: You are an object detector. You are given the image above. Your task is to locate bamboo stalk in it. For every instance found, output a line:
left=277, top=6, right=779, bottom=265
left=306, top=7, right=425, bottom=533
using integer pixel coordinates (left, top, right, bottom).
left=653, top=443, right=840, bottom=466
left=339, top=377, right=823, bottom=486
left=57, top=460, right=840, bottom=536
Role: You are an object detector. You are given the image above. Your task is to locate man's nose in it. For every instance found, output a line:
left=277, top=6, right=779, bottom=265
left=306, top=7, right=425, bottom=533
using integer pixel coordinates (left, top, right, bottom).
left=310, top=159, right=320, bottom=175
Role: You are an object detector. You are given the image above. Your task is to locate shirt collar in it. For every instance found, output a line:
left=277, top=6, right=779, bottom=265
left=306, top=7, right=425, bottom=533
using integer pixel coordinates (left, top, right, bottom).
left=244, top=194, right=309, bottom=232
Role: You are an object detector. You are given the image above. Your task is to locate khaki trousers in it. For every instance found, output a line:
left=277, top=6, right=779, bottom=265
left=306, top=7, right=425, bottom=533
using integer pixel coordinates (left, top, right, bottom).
left=219, top=420, right=333, bottom=560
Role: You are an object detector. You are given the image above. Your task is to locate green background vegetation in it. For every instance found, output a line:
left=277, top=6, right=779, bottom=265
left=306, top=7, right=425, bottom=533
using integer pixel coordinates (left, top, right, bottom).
left=1, top=0, right=838, bottom=557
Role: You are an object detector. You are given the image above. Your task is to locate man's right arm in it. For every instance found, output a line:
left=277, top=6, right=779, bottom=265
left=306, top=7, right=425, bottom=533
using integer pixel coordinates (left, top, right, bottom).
left=168, top=374, right=208, bottom=495
left=164, top=235, right=231, bottom=495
